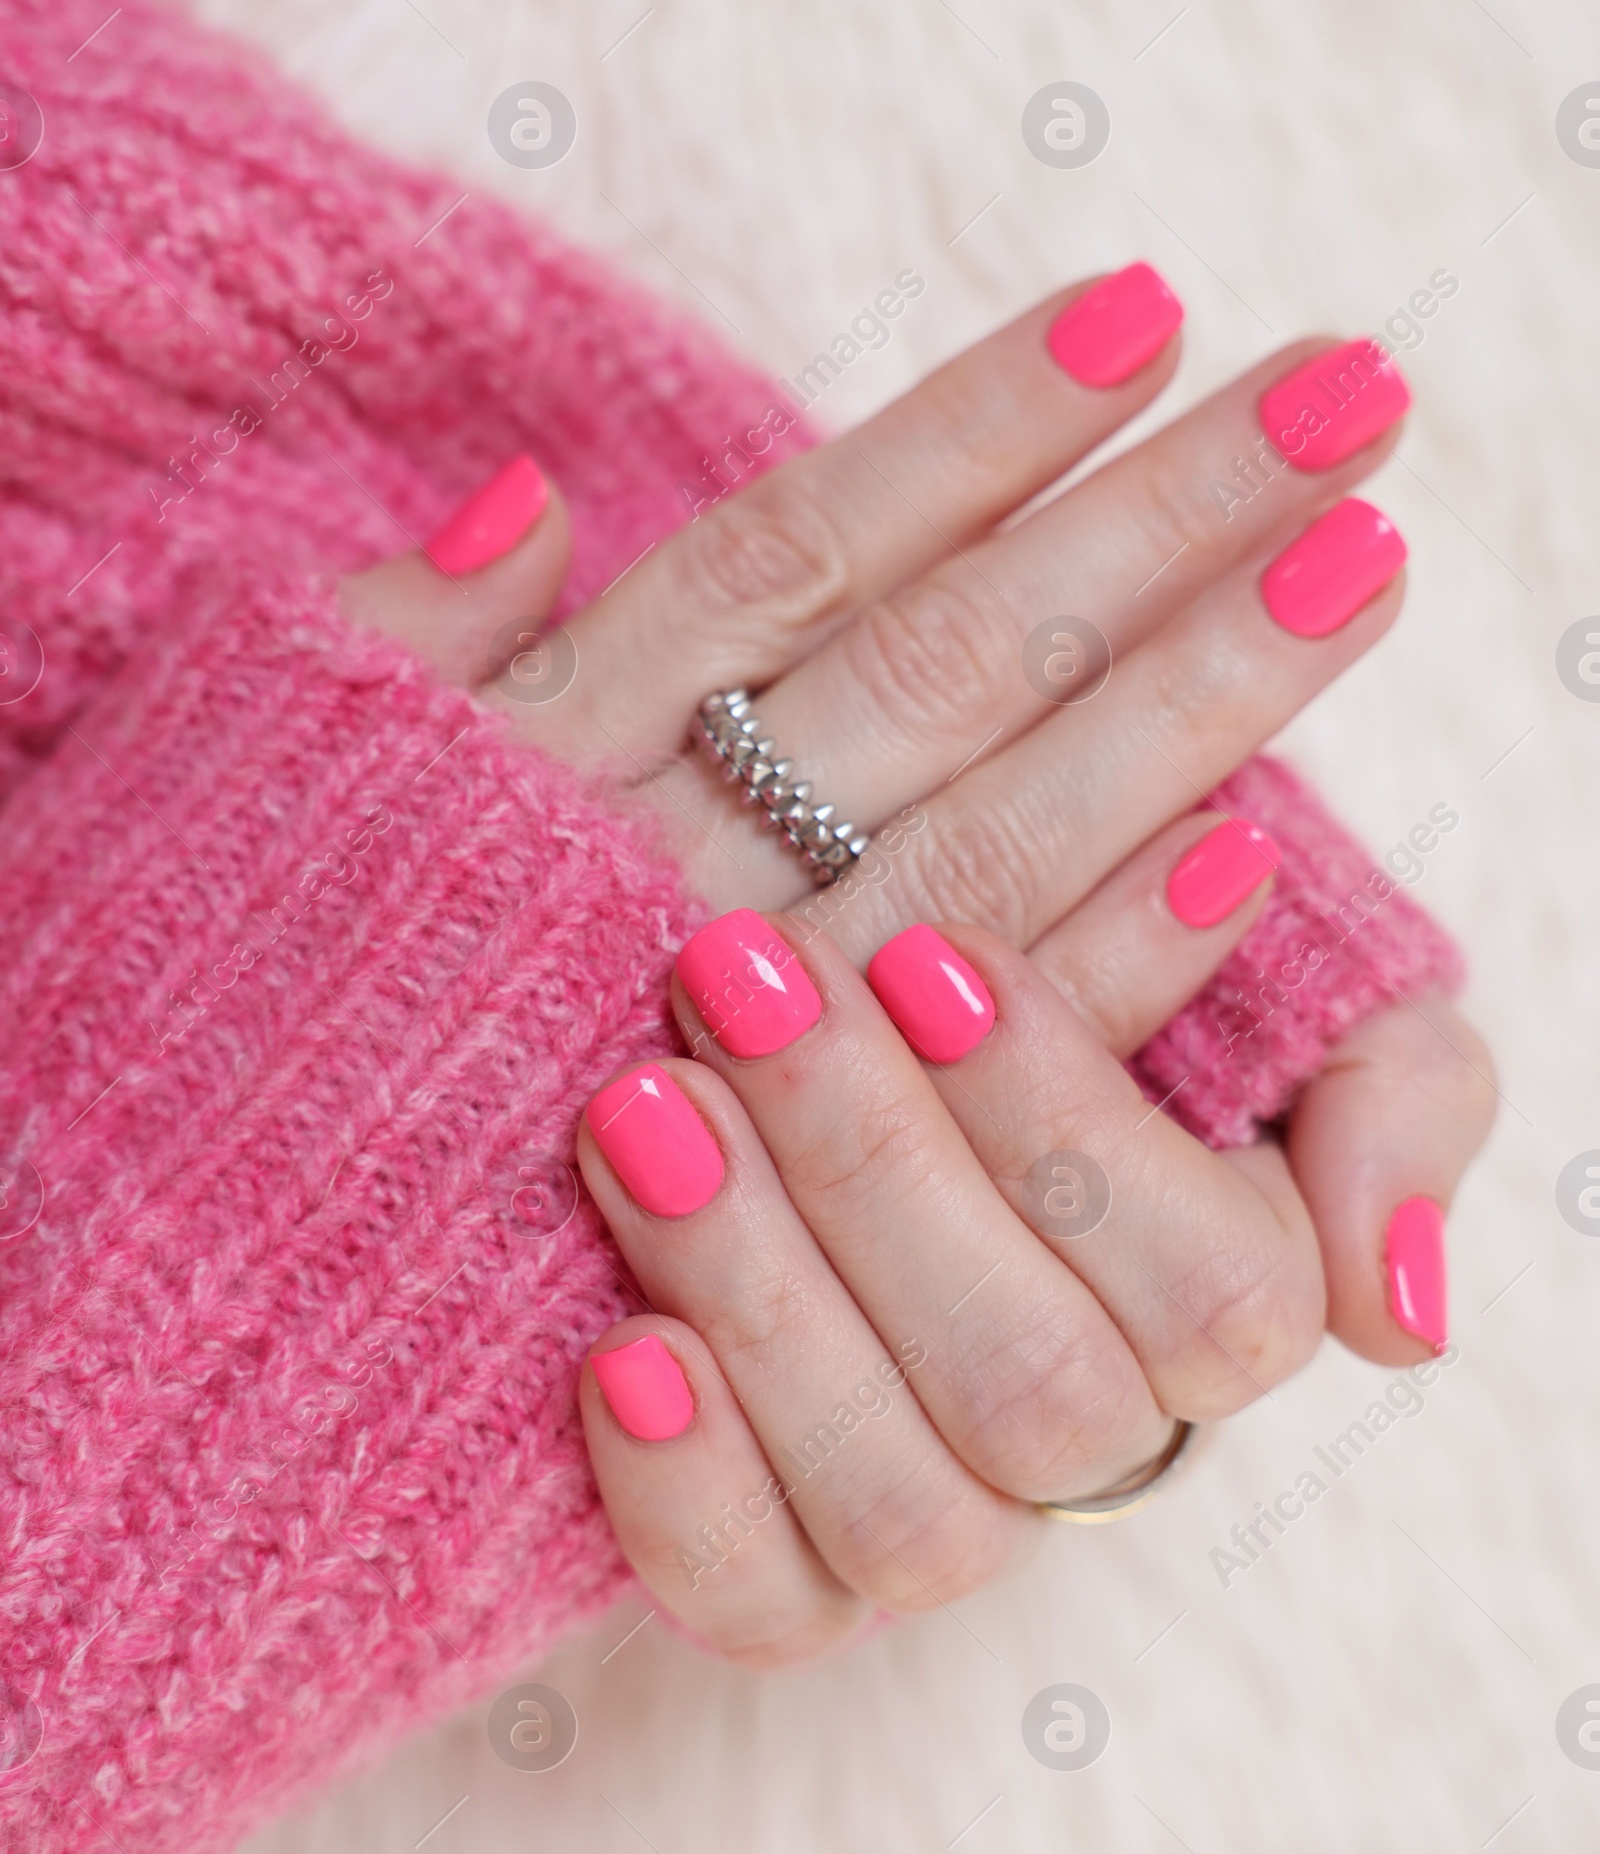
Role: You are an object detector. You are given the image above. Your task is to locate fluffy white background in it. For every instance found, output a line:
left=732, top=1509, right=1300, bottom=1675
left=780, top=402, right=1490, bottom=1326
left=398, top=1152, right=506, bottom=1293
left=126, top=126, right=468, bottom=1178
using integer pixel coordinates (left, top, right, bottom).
left=170, top=0, right=1600, bottom=1846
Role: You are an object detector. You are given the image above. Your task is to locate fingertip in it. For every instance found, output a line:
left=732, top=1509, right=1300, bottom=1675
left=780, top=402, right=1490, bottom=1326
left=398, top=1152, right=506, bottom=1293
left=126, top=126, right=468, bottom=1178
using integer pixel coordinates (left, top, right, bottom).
left=580, top=1315, right=865, bottom=1666
left=423, top=453, right=549, bottom=577
left=338, top=458, right=573, bottom=687
left=589, top=1329, right=697, bottom=1441
left=1383, top=1195, right=1448, bottom=1357
left=1288, top=999, right=1494, bottom=1365
left=582, top=1061, right=726, bottom=1220
left=1044, top=262, right=1186, bottom=391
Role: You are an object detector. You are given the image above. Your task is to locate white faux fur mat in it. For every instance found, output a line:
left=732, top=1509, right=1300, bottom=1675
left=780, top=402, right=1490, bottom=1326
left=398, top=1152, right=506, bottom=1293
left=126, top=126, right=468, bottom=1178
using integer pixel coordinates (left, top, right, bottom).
left=159, top=0, right=1600, bottom=1847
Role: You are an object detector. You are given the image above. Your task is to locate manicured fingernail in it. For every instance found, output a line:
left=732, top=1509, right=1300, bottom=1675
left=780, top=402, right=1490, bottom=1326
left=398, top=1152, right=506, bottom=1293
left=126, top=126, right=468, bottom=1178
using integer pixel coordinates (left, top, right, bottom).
left=867, top=924, right=995, bottom=1064
left=1257, top=339, right=1411, bottom=473
left=585, top=1063, right=724, bottom=1217
left=1261, top=497, right=1407, bottom=639
left=1047, top=262, right=1185, bottom=388
left=676, top=909, right=822, bottom=1058
left=1167, top=818, right=1281, bottom=928
left=423, top=453, right=548, bottom=575
left=591, top=1335, right=695, bottom=1441
left=1385, top=1196, right=1447, bottom=1353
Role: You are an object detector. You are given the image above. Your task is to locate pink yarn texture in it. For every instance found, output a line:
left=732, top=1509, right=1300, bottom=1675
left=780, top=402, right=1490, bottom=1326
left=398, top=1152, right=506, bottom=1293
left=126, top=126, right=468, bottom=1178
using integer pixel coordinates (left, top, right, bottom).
left=0, top=1, right=1461, bottom=1846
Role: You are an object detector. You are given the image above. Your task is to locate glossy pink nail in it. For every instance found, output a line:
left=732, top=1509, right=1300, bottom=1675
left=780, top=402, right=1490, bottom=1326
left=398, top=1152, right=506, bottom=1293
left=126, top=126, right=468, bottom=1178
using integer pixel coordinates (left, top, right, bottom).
left=591, top=1335, right=695, bottom=1441
left=867, top=924, right=995, bottom=1064
left=1261, top=498, right=1407, bottom=639
left=1385, top=1196, right=1447, bottom=1353
left=1167, top=818, right=1281, bottom=928
left=1257, top=339, right=1411, bottom=473
left=1047, top=262, right=1184, bottom=388
left=585, top=1063, right=723, bottom=1217
left=676, top=909, right=822, bottom=1058
left=423, top=453, right=548, bottom=575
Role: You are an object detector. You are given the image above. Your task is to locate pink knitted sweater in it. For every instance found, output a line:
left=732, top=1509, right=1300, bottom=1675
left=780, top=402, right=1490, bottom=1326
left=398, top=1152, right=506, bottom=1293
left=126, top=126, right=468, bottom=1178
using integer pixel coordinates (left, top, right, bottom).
left=0, top=2, right=1462, bottom=1846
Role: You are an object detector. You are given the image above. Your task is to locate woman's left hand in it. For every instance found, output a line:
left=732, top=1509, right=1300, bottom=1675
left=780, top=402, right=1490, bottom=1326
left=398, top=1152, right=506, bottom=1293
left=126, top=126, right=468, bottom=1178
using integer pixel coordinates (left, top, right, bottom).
left=569, top=899, right=1479, bottom=1663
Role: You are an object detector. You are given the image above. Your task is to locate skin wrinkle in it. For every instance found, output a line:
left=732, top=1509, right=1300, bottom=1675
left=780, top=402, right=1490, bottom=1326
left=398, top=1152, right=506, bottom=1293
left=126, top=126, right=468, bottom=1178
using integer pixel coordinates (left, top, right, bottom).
left=935, top=949, right=1314, bottom=1423
left=1156, top=1220, right=1325, bottom=1409
left=834, top=573, right=1020, bottom=767
left=903, top=788, right=1057, bottom=947
left=675, top=477, right=851, bottom=634
left=769, top=1029, right=945, bottom=1222
left=951, top=1289, right=1160, bottom=1497
left=826, top=1448, right=1023, bottom=1608
left=696, top=1261, right=830, bottom=1374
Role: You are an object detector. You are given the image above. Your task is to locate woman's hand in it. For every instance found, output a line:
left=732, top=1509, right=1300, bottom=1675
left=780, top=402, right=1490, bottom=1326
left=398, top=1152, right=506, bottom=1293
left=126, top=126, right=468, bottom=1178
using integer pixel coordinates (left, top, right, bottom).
left=340, top=262, right=1493, bottom=1376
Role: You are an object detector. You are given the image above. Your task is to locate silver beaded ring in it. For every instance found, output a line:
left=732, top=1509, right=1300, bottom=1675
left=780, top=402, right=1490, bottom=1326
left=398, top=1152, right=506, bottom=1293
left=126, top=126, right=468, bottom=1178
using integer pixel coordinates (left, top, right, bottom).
left=694, top=689, right=870, bottom=886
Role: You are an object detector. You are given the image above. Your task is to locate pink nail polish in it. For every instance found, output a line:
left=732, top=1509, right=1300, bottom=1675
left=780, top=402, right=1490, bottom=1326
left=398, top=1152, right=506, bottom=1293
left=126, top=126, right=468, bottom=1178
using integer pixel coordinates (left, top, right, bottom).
left=423, top=453, right=548, bottom=575
left=1261, top=498, right=1407, bottom=639
left=867, top=924, right=995, bottom=1064
left=1257, top=339, right=1411, bottom=473
left=1167, top=818, right=1281, bottom=928
left=1385, top=1196, right=1447, bottom=1353
left=676, top=909, right=822, bottom=1059
left=1047, top=262, right=1185, bottom=389
left=585, top=1063, right=723, bottom=1217
left=591, top=1335, right=695, bottom=1441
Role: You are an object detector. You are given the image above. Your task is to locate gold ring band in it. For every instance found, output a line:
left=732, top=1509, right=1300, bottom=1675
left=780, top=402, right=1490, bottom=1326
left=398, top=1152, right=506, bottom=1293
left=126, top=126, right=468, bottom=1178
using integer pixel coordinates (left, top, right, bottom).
left=1035, top=1420, right=1201, bottom=1525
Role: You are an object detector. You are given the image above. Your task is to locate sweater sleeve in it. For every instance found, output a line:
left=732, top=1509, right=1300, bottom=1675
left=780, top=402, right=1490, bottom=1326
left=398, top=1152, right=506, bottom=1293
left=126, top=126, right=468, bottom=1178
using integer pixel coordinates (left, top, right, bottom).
left=0, top=3, right=1468, bottom=1846
left=0, top=569, right=691, bottom=1850
left=0, top=575, right=1465, bottom=1851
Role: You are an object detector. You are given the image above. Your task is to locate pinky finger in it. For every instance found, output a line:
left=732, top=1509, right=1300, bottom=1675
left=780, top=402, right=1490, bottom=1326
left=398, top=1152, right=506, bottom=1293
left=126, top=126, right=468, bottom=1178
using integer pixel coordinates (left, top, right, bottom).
left=580, top=1315, right=868, bottom=1667
left=1285, top=996, right=1498, bottom=1365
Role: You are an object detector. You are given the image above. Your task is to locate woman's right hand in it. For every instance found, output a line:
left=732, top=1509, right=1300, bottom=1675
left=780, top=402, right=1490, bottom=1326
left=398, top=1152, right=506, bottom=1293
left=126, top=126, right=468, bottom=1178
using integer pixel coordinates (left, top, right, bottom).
left=572, top=874, right=1335, bottom=1662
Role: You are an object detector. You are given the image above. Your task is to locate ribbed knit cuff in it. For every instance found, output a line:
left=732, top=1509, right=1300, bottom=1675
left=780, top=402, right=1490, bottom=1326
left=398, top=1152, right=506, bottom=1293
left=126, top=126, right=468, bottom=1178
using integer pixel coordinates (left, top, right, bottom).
left=0, top=569, right=693, bottom=1851
left=1129, top=755, right=1466, bottom=1148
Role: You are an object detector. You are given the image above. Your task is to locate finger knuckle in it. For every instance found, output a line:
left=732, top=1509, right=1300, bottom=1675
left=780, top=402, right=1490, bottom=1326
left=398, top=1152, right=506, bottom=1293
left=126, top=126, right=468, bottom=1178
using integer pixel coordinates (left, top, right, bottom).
left=701, top=1267, right=819, bottom=1373
left=956, top=1309, right=1155, bottom=1501
left=1138, top=623, right=1257, bottom=752
left=1162, top=1236, right=1324, bottom=1415
left=1134, top=441, right=1234, bottom=571
left=831, top=1470, right=1016, bottom=1608
left=676, top=484, right=848, bottom=634
left=905, top=796, right=1050, bottom=943
left=841, top=575, right=1016, bottom=745
left=783, top=1096, right=938, bottom=1235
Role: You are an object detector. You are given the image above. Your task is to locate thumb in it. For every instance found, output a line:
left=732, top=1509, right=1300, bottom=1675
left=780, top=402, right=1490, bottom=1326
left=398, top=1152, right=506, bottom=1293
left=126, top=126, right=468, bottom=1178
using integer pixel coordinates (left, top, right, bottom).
left=1287, top=994, right=1497, bottom=1365
left=340, top=453, right=573, bottom=686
